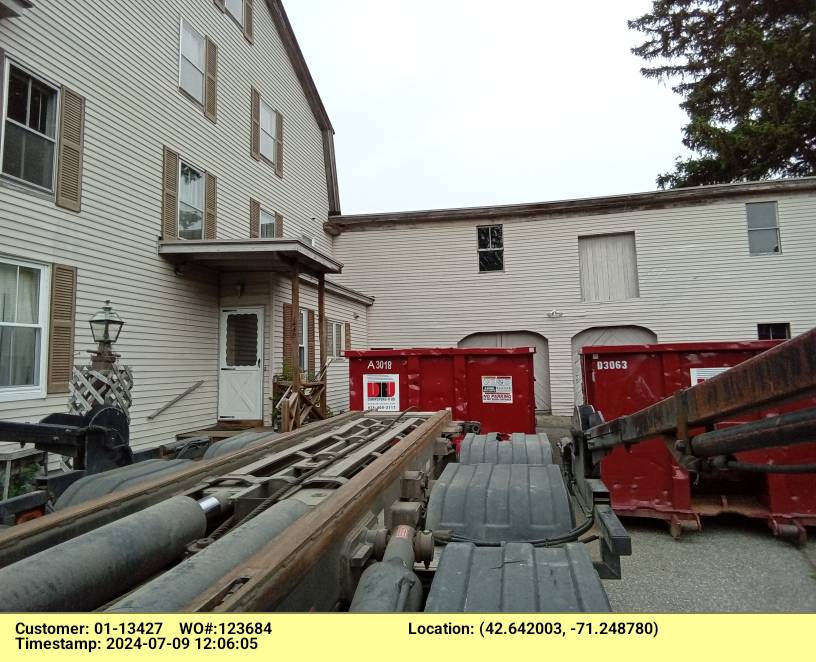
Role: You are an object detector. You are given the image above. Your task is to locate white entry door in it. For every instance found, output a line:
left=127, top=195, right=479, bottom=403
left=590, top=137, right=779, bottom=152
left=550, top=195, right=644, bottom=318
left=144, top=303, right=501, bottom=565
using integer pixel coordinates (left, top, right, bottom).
left=218, top=307, right=264, bottom=420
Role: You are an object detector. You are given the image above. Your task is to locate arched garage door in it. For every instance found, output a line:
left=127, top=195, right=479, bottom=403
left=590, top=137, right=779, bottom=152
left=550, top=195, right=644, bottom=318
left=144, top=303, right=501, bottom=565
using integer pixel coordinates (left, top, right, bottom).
left=571, top=326, right=657, bottom=405
left=459, top=331, right=552, bottom=413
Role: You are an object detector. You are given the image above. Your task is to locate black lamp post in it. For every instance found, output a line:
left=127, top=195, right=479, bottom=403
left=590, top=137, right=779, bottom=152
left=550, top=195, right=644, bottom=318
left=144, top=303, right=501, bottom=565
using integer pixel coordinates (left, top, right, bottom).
left=88, top=300, right=124, bottom=370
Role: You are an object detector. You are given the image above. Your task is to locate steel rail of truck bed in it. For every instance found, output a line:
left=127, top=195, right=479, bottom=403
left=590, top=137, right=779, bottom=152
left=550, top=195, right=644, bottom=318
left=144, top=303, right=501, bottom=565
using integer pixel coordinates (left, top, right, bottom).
left=0, top=413, right=366, bottom=567
left=184, top=410, right=453, bottom=612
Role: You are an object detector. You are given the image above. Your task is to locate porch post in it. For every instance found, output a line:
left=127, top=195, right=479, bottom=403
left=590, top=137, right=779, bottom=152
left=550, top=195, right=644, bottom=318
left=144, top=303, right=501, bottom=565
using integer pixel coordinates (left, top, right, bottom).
left=318, top=273, right=327, bottom=417
left=290, top=261, right=300, bottom=389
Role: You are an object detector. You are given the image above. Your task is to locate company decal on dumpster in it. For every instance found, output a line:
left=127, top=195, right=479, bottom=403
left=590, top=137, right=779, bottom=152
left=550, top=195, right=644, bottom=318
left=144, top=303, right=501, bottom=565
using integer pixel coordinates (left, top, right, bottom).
left=481, top=376, right=513, bottom=404
left=689, top=366, right=730, bottom=386
left=363, top=374, right=400, bottom=411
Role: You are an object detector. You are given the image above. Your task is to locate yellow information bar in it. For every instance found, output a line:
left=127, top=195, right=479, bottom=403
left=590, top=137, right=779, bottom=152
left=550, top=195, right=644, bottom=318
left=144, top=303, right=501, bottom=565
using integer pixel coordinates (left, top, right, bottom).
left=1, top=614, right=813, bottom=661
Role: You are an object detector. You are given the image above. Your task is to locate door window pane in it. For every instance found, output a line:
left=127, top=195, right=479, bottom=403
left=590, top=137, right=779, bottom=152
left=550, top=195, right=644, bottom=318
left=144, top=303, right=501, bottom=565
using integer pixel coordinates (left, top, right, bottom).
left=225, top=314, right=258, bottom=366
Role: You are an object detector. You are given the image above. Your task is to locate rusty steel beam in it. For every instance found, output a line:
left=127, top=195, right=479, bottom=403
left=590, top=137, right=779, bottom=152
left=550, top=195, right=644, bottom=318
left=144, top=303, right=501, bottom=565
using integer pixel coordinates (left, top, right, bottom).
left=184, top=410, right=452, bottom=612
left=587, top=328, right=816, bottom=449
left=0, top=412, right=363, bottom=567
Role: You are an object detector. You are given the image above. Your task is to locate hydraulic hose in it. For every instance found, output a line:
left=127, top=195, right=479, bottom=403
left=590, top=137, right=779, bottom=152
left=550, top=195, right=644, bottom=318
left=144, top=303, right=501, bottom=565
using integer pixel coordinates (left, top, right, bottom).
left=433, top=513, right=595, bottom=548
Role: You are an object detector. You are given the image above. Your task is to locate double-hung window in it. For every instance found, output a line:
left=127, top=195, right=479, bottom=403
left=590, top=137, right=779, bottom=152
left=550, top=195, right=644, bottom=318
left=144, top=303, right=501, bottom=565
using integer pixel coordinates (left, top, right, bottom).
left=178, top=160, right=205, bottom=240
left=260, top=99, right=279, bottom=166
left=1, top=63, right=59, bottom=191
left=326, top=321, right=344, bottom=358
left=179, top=19, right=205, bottom=104
left=746, top=202, right=781, bottom=255
left=0, top=257, right=49, bottom=399
left=260, top=208, right=276, bottom=238
left=477, top=225, right=504, bottom=272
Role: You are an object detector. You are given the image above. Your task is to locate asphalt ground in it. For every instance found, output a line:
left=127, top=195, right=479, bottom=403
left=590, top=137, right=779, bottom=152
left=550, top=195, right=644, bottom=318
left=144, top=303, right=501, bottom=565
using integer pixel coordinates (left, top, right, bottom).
left=601, top=515, right=816, bottom=612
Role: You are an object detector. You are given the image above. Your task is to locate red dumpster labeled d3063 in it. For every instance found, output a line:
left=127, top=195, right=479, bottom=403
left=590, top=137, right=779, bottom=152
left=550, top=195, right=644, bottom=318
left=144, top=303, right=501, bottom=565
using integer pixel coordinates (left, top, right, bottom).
left=346, top=347, right=536, bottom=434
left=581, top=339, right=816, bottom=541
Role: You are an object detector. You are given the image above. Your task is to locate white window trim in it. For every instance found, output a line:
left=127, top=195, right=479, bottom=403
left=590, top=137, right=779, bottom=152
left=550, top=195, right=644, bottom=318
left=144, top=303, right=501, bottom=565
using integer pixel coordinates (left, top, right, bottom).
left=0, top=59, right=60, bottom=195
left=0, top=255, right=50, bottom=402
left=178, top=18, right=205, bottom=105
left=259, top=98, right=277, bottom=165
left=177, top=157, right=205, bottom=240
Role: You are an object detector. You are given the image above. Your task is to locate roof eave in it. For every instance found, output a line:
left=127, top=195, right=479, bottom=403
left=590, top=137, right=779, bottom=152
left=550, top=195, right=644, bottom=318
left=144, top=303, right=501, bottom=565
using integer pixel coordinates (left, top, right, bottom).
left=324, top=177, right=816, bottom=234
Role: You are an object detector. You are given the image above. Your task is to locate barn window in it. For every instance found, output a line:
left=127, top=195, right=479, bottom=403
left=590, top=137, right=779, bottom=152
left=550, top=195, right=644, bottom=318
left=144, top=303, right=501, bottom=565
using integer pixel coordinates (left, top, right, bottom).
left=578, top=232, right=639, bottom=302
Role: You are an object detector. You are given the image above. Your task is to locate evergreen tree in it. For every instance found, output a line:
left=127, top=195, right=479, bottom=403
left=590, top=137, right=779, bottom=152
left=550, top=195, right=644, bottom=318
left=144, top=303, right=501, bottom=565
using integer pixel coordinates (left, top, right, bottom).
left=629, top=0, right=816, bottom=188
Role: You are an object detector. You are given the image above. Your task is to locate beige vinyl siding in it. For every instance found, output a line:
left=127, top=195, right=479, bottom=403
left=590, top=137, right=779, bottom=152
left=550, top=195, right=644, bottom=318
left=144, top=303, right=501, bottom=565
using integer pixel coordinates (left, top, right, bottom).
left=578, top=232, right=639, bottom=302
left=332, top=192, right=816, bottom=415
left=0, top=0, right=334, bottom=451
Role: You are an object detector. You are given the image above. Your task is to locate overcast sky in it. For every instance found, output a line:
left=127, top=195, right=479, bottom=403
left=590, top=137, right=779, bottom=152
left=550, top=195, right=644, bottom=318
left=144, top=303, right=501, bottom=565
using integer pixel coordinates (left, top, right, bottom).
left=285, top=1, right=691, bottom=215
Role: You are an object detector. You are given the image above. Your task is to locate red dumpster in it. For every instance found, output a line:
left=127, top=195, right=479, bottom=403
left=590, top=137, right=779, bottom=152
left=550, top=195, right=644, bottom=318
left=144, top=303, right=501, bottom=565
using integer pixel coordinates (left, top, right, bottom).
left=581, top=340, right=816, bottom=541
left=346, top=347, right=536, bottom=434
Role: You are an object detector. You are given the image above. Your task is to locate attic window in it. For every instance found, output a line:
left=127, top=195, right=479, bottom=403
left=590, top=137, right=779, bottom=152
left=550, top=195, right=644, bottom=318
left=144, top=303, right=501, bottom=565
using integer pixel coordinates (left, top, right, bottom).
left=477, top=225, right=503, bottom=272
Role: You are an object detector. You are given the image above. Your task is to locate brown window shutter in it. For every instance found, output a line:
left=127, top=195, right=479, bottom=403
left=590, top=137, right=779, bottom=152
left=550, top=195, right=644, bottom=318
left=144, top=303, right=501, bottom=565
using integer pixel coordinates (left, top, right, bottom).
left=244, top=0, right=254, bottom=42
left=307, top=310, right=315, bottom=376
left=55, top=87, right=86, bottom=212
left=250, top=87, right=261, bottom=160
left=274, top=212, right=284, bottom=238
left=274, top=110, right=284, bottom=177
left=282, top=303, right=294, bottom=376
left=344, top=322, right=352, bottom=352
left=204, top=172, right=217, bottom=239
left=213, top=0, right=225, bottom=11
left=48, top=264, right=77, bottom=394
left=249, top=198, right=260, bottom=238
left=162, top=147, right=179, bottom=240
left=204, top=37, right=218, bottom=122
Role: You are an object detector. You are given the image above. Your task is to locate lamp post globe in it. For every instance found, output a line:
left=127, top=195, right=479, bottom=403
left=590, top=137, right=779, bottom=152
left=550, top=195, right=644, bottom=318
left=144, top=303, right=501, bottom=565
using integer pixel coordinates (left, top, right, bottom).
left=89, top=300, right=124, bottom=345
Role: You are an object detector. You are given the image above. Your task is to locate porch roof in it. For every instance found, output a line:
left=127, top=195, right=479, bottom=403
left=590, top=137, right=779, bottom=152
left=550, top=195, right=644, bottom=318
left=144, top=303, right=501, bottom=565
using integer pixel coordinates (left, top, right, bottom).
left=158, top=239, right=343, bottom=275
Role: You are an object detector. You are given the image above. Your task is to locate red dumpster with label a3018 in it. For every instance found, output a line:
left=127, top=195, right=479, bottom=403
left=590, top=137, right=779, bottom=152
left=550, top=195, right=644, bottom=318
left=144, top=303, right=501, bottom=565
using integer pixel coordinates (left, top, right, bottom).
left=346, top=347, right=536, bottom=434
left=581, top=339, right=816, bottom=541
